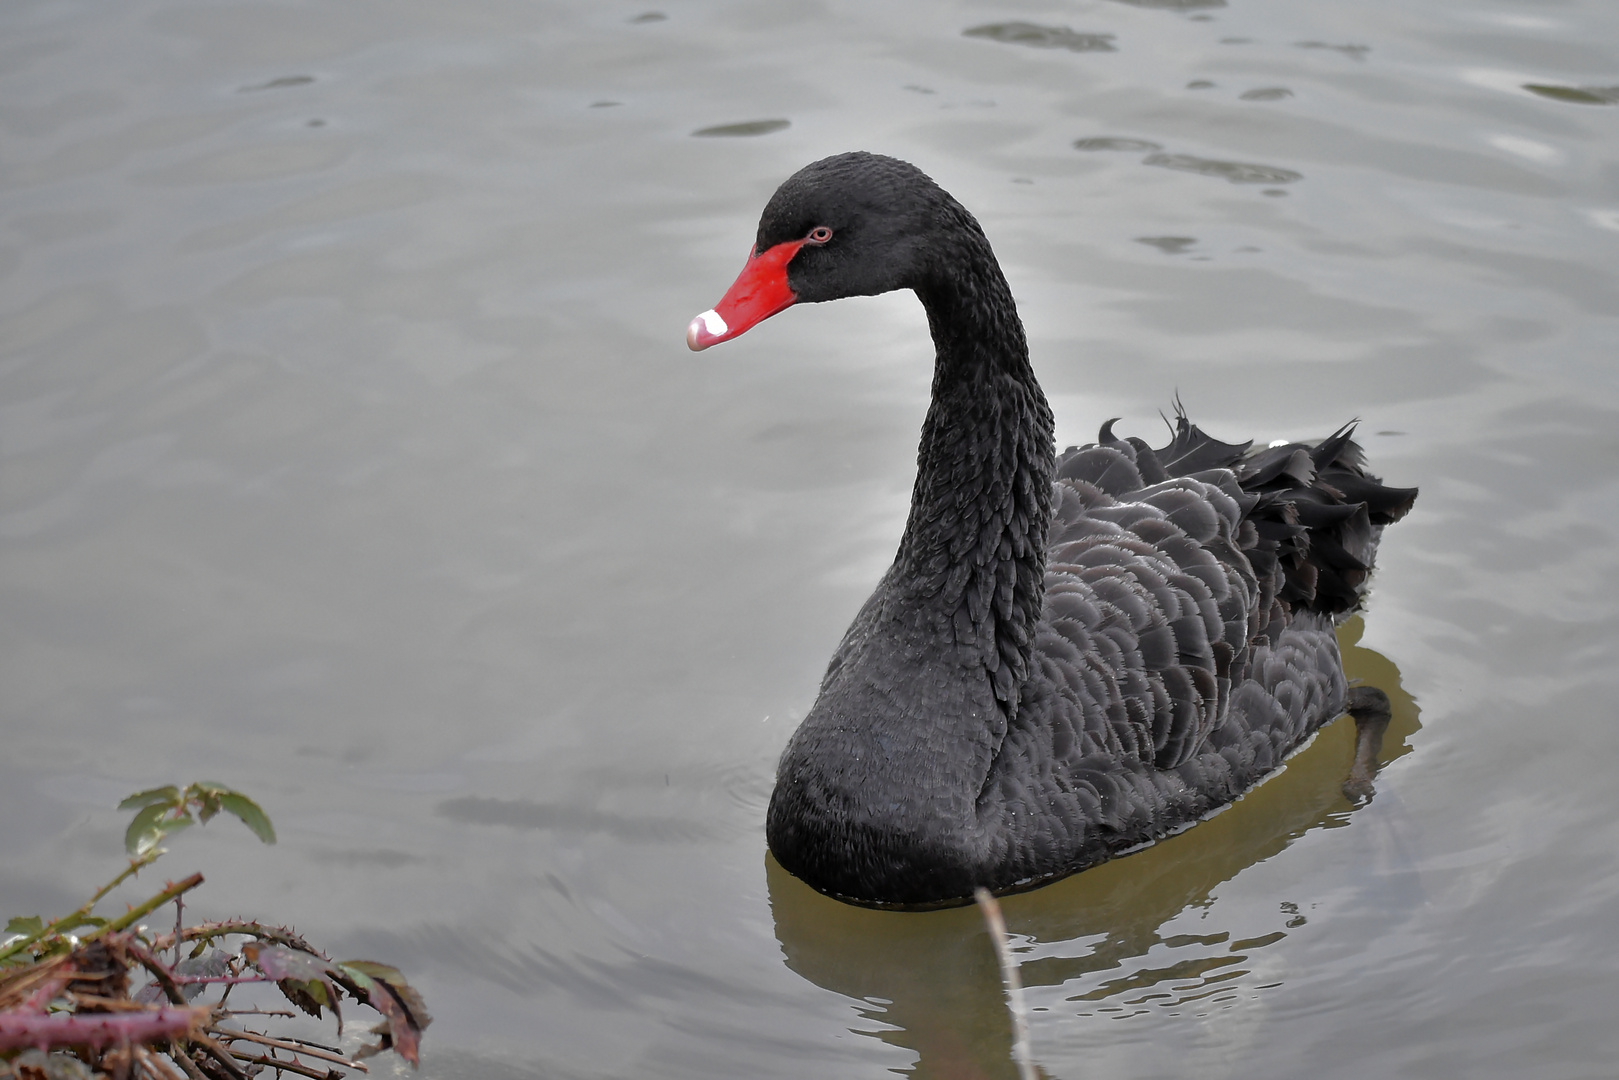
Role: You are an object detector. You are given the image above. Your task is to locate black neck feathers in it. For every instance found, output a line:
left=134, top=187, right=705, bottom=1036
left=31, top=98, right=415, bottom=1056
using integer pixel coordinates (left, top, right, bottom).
left=896, top=216, right=1054, bottom=716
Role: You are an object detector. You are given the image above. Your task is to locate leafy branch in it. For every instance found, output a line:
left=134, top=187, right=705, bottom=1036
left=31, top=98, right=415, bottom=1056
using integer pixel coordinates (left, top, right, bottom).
left=1, top=784, right=429, bottom=1080
left=117, top=782, right=276, bottom=858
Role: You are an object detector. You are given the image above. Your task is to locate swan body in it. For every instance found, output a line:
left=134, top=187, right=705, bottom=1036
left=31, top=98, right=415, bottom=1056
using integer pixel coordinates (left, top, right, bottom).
left=689, top=152, right=1416, bottom=907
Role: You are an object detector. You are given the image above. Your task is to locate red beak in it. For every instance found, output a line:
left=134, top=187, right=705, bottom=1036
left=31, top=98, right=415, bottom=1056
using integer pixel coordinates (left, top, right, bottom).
left=686, top=238, right=808, bottom=351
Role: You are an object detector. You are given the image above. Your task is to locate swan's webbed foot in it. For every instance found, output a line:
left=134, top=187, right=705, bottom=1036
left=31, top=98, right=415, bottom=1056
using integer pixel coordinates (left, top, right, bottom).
left=1341, top=686, right=1392, bottom=803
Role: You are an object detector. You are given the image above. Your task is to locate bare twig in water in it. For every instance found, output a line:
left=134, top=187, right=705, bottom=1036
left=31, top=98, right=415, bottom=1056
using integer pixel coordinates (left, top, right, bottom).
left=974, top=887, right=1037, bottom=1080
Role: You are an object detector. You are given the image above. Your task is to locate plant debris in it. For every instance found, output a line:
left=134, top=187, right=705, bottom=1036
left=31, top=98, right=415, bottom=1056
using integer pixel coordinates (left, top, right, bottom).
left=2, top=784, right=429, bottom=1080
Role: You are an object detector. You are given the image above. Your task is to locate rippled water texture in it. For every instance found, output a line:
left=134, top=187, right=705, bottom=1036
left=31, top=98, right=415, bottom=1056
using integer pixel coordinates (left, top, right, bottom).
left=4, top=1, right=1618, bottom=1077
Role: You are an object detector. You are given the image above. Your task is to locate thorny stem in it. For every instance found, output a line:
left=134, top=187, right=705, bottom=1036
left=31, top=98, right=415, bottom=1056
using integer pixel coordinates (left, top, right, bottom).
left=0, top=854, right=162, bottom=963
left=167, top=1041, right=212, bottom=1080
left=135, top=1043, right=189, bottom=1080
left=127, top=941, right=186, bottom=1006
left=229, top=1051, right=339, bottom=1080
left=193, top=1032, right=251, bottom=1080
left=3, top=808, right=427, bottom=1078
left=82, top=875, right=205, bottom=946
left=217, top=1028, right=366, bottom=1071
left=0, top=1007, right=207, bottom=1051
left=90, top=855, right=163, bottom=908
left=168, top=975, right=267, bottom=987
left=151, top=921, right=320, bottom=958
left=217, top=953, right=244, bottom=1009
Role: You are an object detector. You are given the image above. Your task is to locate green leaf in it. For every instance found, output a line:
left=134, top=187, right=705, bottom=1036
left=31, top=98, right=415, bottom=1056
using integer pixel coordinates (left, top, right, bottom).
left=336, top=960, right=402, bottom=984
left=339, top=960, right=431, bottom=1029
left=245, top=944, right=344, bottom=1025
left=35, top=939, right=72, bottom=960
left=125, top=802, right=170, bottom=855
left=333, top=962, right=375, bottom=992
left=277, top=978, right=327, bottom=1018
left=117, top=786, right=180, bottom=812
left=5, top=915, right=44, bottom=937
left=126, top=805, right=193, bottom=856
left=360, top=979, right=427, bottom=1065
left=183, top=783, right=215, bottom=822
left=154, top=814, right=195, bottom=841
left=217, top=792, right=276, bottom=845
left=246, top=945, right=332, bottom=983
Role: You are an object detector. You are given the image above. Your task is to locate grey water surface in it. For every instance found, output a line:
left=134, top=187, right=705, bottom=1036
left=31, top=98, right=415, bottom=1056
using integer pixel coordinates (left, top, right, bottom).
left=4, top=1, right=1618, bottom=1077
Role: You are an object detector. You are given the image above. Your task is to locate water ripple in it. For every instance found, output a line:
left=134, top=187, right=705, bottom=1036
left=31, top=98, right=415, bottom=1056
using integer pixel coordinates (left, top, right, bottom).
left=1105, top=0, right=1225, bottom=9
left=1295, top=40, right=1371, bottom=59
left=1141, top=152, right=1303, bottom=184
left=436, top=796, right=712, bottom=842
left=691, top=119, right=790, bottom=137
left=1523, top=83, right=1619, bottom=105
left=1074, top=137, right=1163, bottom=152
left=963, top=23, right=1116, bottom=53
left=1136, top=236, right=1198, bottom=255
left=238, top=75, right=314, bottom=93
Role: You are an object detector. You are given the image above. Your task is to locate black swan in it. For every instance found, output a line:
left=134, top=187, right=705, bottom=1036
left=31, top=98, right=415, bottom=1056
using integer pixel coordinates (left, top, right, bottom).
left=687, top=152, right=1417, bottom=908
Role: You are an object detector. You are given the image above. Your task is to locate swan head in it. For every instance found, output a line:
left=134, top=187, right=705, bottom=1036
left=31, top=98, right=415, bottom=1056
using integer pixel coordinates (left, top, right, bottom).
left=687, top=152, right=954, bottom=350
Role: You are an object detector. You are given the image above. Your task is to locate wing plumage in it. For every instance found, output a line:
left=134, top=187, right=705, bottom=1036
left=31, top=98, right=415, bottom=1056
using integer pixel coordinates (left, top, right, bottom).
left=979, top=415, right=1416, bottom=886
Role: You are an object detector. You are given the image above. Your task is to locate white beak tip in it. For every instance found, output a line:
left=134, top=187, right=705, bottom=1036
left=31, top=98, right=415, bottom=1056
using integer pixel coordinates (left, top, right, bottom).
left=686, top=309, right=728, bottom=351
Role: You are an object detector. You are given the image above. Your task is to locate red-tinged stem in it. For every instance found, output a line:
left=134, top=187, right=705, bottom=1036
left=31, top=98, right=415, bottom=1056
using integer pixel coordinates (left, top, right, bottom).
left=0, top=1007, right=207, bottom=1051
left=150, top=921, right=319, bottom=957
left=125, top=941, right=185, bottom=1006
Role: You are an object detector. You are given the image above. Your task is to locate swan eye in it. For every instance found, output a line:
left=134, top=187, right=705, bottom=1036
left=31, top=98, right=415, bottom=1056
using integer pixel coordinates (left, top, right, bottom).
left=806, top=226, right=833, bottom=245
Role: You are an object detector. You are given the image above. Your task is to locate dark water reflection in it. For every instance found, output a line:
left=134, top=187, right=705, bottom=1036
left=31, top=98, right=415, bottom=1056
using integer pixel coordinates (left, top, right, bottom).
left=963, top=24, right=1119, bottom=54
left=1140, top=153, right=1303, bottom=184
left=692, top=119, right=792, bottom=138
left=770, top=618, right=1418, bottom=1079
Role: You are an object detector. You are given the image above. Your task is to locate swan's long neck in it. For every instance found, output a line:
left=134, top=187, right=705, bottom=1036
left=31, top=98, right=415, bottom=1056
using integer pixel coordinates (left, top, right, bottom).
left=895, top=226, right=1054, bottom=715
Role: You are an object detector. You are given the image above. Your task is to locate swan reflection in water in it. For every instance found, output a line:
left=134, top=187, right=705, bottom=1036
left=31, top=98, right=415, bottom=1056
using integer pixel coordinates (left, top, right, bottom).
left=767, top=617, right=1418, bottom=1080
